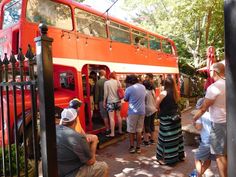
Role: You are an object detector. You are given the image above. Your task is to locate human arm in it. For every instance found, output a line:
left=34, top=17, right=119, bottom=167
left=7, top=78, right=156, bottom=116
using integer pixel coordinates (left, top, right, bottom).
left=192, top=98, right=214, bottom=123
left=94, top=82, right=99, bottom=109
left=156, top=90, right=167, bottom=110
left=103, top=82, right=108, bottom=108
left=195, top=123, right=202, bottom=131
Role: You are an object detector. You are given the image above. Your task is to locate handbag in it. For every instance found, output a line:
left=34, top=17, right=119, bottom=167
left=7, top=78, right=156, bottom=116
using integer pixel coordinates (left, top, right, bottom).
left=117, top=81, right=124, bottom=99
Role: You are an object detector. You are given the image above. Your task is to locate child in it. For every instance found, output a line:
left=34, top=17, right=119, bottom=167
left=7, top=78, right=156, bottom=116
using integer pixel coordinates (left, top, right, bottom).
left=190, top=98, right=215, bottom=177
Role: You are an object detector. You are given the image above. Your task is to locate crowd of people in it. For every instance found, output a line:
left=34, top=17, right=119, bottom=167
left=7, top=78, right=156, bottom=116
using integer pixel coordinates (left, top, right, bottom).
left=55, top=62, right=226, bottom=177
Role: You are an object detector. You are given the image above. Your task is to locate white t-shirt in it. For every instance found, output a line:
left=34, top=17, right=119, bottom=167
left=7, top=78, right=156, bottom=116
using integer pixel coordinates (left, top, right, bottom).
left=205, top=79, right=226, bottom=123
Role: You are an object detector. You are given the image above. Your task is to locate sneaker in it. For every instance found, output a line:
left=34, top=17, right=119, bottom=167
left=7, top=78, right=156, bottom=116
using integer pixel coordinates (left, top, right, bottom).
left=129, top=146, right=136, bottom=154
left=149, top=139, right=155, bottom=145
left=136, top=147, right=141, bottom=154
left=188, top=169, right=198, bottom=177
left=105, top=129, right=110, bottom=135
left=142, top=141, right=149, bottom=146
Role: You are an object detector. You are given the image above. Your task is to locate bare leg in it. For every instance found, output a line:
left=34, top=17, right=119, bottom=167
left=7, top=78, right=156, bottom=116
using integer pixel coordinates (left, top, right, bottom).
left=136, top=132, right=142, bottom=148
left=143, top=130, right=149, bottom=142
left=150, top=131, right=155, bottom=141
left=129, top=133, right=135, bottom=147
left=103, top=117, right=109, bottom=130
left=216, top=155, right=227, bottom=177
left=86, top=134, right=99, bottom=161
left=195, top=160, right=202, bottom=177
left=116, top=110, right=123, bottom=133
left=108, top=111, right=115, bottom=136
left=195, top=159, right=211, bottom=177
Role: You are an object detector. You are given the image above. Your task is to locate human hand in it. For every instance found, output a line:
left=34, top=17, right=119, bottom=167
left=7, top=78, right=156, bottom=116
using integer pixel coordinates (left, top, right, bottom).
left=94, top=104, right=98, bottom=110
left=86, top=136, right=92, bottom=143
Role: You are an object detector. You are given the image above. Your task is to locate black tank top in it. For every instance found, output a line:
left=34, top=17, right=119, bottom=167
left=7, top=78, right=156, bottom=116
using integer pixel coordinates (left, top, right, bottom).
left=159, top=91, right=178, bottom=116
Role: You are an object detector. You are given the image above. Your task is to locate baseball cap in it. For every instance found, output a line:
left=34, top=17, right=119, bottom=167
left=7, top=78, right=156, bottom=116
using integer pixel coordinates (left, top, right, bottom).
left=196, top=98, right=204, bottom=109
left=60, top=108, right=77, bottom=124
left=69, top=98, right=82, bottom=109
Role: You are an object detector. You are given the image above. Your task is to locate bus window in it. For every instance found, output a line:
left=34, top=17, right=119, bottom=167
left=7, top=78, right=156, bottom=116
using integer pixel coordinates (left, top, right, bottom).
left=75, top=8, right=107, bottom=38
left=149, top=35, right=161, bottom=51
left=109, top=21, right=130, bottom=44
left=26, top=0, right=72, bottom=30
left=60, top=72, right=75, bottom=90
left=162, top=40, right=173, bottom=54
left=2, top=0, right=22, bottom=29
left=132, top=29, right=148, bottom=48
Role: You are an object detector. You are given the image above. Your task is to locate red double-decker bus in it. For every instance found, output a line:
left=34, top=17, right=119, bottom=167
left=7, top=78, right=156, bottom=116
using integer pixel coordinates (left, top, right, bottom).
left=0, top=0, right=179, bottom=136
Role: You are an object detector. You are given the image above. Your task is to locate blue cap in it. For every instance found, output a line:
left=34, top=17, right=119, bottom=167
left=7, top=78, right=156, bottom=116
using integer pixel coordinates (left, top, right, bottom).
left=69, top=98, right=82, bottom=109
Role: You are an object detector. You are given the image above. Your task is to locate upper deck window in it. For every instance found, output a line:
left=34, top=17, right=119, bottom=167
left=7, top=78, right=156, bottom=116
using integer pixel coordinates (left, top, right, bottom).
left=132, top=29, right=147, bottom=48
left=75, top=8, right=107, bottom=38
left=26, top=0, right=72, bottom=30
left=2, top=0, right=22, bottom=29
left=149, top=35, right=161, bottom=51
left=109, top=22, right=130, bottom=44
left=162, top=40, right=173, bottom=54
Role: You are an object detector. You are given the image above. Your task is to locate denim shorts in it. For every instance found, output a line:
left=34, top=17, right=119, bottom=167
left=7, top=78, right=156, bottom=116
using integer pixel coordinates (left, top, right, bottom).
left=210, top=122, right=227, bottom=155
left=194, top=143, right=215, bottom=161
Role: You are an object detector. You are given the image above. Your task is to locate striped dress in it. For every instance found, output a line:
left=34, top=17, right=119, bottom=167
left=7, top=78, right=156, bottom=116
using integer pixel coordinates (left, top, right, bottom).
left=156, top=91, right=185, bottom=164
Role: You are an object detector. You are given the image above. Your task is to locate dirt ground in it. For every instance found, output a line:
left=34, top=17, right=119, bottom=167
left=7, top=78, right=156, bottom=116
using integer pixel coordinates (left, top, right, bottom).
left=96, top=108, right=220, bottom=177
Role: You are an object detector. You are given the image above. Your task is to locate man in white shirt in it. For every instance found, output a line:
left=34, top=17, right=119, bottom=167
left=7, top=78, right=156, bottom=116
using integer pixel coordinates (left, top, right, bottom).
left=193, top=63, right=226, bottom=177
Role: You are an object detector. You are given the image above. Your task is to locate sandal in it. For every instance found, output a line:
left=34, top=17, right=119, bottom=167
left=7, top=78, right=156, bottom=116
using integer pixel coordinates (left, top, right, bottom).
left=106, top=134, right=115, bottom=138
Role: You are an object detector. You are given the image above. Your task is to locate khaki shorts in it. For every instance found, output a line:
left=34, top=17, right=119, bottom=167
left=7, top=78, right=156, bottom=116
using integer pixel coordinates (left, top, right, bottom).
left=76, top=161, right=108, bottom=177
left=127, top=114, right=145, bottom=133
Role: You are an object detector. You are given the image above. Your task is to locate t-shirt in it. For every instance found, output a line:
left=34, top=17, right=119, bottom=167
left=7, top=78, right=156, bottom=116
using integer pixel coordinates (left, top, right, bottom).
left=56, top=125, right=91, bottom=177
left=196, top=112, right=211, bottom=145
left=124, top=83, right=146, bottom=115
left=205, top=79, right=226, bottom=123
left=94, top=77, right=107, bottom=103
left=104, top=79, right=120, bottom=103
left=145, top=90, right=157, bottom=116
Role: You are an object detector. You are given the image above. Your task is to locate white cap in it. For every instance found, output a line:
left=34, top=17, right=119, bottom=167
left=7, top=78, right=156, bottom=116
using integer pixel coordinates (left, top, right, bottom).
left=60, top=108, right=77, bottom=125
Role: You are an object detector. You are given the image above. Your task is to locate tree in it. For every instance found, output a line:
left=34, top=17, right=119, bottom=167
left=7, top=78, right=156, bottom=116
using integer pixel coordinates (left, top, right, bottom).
left=73, top=0, right=85, bottom=2
left=122, top=0, right=224, bottom=71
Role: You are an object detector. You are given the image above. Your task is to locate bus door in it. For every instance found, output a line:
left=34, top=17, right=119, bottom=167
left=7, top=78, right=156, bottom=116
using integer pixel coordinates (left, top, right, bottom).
left=81, top=64, right=110, bottom=133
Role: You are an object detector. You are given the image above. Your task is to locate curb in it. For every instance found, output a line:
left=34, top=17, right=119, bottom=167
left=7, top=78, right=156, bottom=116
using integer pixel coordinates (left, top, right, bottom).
left=98, top=134, right=127, bottom=149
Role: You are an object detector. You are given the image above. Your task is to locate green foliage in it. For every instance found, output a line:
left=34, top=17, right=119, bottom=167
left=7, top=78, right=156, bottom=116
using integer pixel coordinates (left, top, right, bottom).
left=0, top=145, right=24, bottom=176
left=122, top=0, right=224, bottom=76
left=178, top=97, right=189, bottom=111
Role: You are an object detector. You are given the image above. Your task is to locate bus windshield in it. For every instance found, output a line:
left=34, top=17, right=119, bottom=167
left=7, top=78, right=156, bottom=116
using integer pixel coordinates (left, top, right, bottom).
left=2, top=0, right=22, bottom=29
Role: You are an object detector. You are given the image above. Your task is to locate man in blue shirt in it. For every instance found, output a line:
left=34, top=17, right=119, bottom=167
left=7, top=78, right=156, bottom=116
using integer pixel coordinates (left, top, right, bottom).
left=124, top=75, right=146, bottom=154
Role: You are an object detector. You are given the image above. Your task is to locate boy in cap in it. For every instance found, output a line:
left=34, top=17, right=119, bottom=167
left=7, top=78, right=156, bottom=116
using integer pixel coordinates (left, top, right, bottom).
left=68, top=98, right=99, bottom=153
left=190, top=98, right=215, bottom=177
left=57, top=108, right=108, bottom=177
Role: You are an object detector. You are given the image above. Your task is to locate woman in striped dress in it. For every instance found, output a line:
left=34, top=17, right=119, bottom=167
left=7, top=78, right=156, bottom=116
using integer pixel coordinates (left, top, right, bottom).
left=156, top=76, right=185, bottom=165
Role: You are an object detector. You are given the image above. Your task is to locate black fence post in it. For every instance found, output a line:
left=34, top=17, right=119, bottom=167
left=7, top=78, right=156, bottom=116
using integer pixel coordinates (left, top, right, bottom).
left=224, top=0, right=236, bottom=176
left=34, top=23, right=58, bottom=177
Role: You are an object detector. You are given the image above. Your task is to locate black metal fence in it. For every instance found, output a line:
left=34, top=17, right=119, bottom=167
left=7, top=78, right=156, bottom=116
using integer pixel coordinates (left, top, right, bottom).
left=0, top=24, right=58, bottom=177
left=0, top=46, right=39, bottom=177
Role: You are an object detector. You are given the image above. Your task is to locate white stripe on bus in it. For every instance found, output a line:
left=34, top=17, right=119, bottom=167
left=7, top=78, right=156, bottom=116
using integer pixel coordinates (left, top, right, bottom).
left=53, top=57, right=179, bottom=74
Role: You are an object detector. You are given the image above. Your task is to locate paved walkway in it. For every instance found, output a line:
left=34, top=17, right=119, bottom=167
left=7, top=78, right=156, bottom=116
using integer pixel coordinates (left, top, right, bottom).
left=96, top=108, right=220, bottom=177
